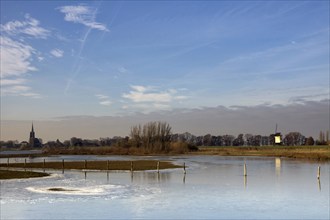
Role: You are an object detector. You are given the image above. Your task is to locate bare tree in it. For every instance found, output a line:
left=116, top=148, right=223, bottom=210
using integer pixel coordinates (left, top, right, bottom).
left=130, top=121, right=172, bottom=152
left=130, top=125, right=142, bottom=148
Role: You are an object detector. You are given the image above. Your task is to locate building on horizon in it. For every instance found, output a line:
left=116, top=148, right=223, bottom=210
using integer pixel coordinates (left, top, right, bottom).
left=274, top=124, right=282, bottom=145
left=29, top=123, right=41, bottom=148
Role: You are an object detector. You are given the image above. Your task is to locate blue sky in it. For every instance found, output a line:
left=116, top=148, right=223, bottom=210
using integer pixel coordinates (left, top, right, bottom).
left=1, top=1, right=329, bottom=130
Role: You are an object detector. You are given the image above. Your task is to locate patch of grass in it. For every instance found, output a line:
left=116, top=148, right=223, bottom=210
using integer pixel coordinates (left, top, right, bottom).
left=193, top=145, right=330, bottom=161
left=0, top=170, right=49, bottom=179
left=0, top=160, right=183, bottom=171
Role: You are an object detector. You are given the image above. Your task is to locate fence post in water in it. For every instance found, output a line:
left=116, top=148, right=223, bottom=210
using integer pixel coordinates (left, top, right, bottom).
left=24, top=158, right=27, bottom=172
left=43, top=159, right=45, bottom=168
left=317, top=166, right=321, bottom=179
left=157, top=161, right=160, bottom=173
left=131, top=161, right=134, bottom=172
left=107, top=160, right=110, bottom=170
left=183, top=162, right=186, bottom=174
left=244, top=163, right=247, bottom=176
left=84, top=160, right=87, bottom=169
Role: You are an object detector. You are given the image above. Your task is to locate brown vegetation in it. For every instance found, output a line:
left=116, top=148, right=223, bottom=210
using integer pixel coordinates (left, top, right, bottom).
left=194, top=145, right=330, bottom=161
left=0, top=160, right=183, bottom=171
left=0, top=170, right=49, bottom=179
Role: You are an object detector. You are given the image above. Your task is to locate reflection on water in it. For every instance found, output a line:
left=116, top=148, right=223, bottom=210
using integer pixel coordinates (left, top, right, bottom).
left=130, top=171, right=171, bottom=183
left=0, top=150, right=42, bottom=155
left=1, top=156, right=329, bottom=219
left=275, top=157, right=281, bottom=177
left=244, top=175, right=247, bottom=189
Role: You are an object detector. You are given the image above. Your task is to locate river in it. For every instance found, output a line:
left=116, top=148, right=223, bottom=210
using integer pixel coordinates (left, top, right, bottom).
left=0, top=155, right=329, bottom=219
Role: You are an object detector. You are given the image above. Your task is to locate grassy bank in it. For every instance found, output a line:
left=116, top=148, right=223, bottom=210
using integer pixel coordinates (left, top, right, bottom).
left=193, top=145, right=330, bottom=161
left=0, top=170, right=49, bottom=179
left=0, top=160, right=183, bottom=171
left=1, top=145, right=329, bottom=161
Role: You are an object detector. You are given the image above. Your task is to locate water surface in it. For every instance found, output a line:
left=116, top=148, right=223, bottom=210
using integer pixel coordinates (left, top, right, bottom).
left=1, top=156, right=329, bottom=219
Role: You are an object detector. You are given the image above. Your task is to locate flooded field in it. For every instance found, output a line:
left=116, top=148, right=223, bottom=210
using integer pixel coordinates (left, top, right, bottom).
left=1, top=156, right=329, bottom=219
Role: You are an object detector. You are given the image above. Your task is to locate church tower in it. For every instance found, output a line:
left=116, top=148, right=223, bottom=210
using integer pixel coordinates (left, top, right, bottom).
left=29, top=123, right=36, bottom=147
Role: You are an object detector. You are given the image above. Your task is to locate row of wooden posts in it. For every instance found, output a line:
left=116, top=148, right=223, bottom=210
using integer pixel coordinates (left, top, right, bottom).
left=5, top=158, right=187, bottom=174
left=5, top=158, right=320, bottom=178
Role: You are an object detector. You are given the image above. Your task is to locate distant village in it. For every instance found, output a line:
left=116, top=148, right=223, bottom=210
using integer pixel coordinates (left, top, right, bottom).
left=0, top=122, right=329, bottom=150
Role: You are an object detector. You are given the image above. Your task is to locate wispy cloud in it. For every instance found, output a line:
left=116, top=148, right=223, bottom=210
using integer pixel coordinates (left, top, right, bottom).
left=95, top=94, right=112, bottom=106
left=117, top=66, right=128, bottom=74
left=60, top=4, right=109, bottom=93
left=1, top=85, right=42, bottom=98
left=215, top=29, right=328, bottom=78
left=123, top=85, right=171, bottom=103
left=50, top=48, right=64, bottom=58
left=0, top=14, right=50, bottom=98
left=0, top=36, right=37, bottom=78
left=58, top=5, right=109, bottom=32
left=0, top=14, right=50, bottom=39
left=122, top=85, right=188, bottom=112
left=1, top=78, right=27, bottom=86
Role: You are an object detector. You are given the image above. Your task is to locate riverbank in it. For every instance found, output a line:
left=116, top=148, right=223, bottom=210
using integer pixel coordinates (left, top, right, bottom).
left=194, top=145, right=330, bottom=161
left=0, top=170, right=49, bottom=179
left=1, top=145, right=329, bottom=161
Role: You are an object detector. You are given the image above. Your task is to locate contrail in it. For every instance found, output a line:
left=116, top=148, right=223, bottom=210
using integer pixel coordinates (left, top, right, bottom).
left=64, top=3, right=106, bottom=94
left=64, top=27, right=92, bottom=93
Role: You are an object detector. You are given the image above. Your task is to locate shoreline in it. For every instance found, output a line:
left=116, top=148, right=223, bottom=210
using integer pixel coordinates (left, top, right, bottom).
left=194, top=146, right=330, bottom=161
left=1, top=145, right=329, bottom=161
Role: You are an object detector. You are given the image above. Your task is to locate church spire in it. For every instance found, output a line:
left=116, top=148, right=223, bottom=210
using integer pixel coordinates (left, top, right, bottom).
left=29, top=122, right=36, bottom=147
left=30, top=122, right=35, bottom=139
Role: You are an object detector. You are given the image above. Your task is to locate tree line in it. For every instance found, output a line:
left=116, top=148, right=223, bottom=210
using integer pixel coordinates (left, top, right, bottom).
left=0, top=122, right=329, bottom=150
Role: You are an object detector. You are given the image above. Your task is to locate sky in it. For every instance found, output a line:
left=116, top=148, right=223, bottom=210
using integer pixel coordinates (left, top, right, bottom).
left=0, top=1, right=329, bottom=141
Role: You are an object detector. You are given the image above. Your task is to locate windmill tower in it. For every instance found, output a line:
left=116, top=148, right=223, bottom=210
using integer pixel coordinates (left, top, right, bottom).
left=274, top=124, right=282, bottom=145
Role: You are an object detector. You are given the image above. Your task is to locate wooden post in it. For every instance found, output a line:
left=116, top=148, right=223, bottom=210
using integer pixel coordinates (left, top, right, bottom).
left=62, top=159, right=64, bottom=174
left=24, top=158, right=27, bottom=167
left=244, top=163, right=247, bottom=176
left=84, top=160, right=87, bottom=169
left=157, top=161, right=160, bottom=173
left=107, top=160, right=110, bottom=170
left=317, top=166, right=321, bottom=179
left=43, top=159, right=46, bottom=169
left=131, top=161, right=133, bottom=172
left=183, top=162, right=186, bottom=174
